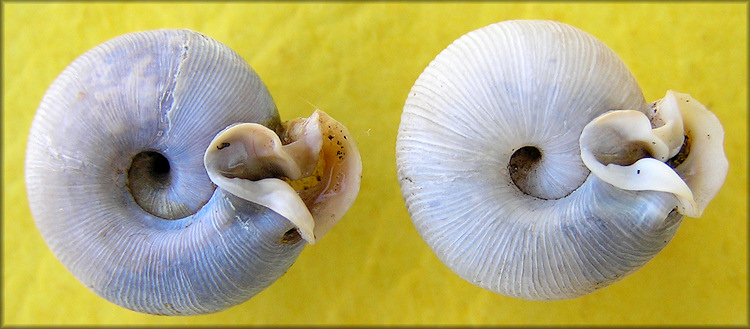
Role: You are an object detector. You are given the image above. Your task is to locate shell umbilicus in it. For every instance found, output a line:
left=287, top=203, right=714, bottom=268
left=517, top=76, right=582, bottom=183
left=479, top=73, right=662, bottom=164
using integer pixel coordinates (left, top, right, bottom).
left=25, top=29, right=362, bottom=315
left=396, top=20, right=728, bottom=300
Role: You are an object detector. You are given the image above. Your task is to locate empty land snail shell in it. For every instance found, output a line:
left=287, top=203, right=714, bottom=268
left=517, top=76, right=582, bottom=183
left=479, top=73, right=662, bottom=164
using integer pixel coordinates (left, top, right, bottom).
left=396, top=20, right=728, bottom=300
left=25, top=29, right=362, bottom=315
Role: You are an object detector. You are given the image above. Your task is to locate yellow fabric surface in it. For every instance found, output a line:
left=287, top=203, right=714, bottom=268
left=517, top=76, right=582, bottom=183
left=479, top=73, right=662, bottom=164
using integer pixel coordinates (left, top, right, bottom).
left=2, top=2, right=746, bottom=325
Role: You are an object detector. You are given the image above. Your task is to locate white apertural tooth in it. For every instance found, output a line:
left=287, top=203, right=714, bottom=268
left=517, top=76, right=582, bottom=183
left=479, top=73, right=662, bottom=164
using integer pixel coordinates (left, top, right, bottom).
left=649, top=91, right=686, bottom=158
left=582, top=153, right=697, bottom=214
left=211, top=174, right=316, bottom=244
left=580, top=109, right=671, bottom=162
left=665, top=90, right=729, bottom=217
left=281, top=111, right=323, bottom=178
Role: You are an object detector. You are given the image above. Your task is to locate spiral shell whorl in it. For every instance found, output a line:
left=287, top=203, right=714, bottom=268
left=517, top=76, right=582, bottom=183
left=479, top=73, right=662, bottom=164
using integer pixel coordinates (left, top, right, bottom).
left=397, top=20, right=684, bottom=299
left=26, top=29, right=302, bottom=314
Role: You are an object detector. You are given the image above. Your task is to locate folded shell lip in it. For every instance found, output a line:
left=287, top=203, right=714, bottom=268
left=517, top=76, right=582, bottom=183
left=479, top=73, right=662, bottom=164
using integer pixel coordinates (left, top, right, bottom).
left=204, top=109, right=363, bottom=244
left=665, top=90, right=728, bottom=216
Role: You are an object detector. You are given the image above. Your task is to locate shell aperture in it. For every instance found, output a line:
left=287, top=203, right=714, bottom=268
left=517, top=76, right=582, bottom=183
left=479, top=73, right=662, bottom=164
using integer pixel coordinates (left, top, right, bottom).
left=204, top=110, right=363, bottom=244
left=25, top=29, right=362, bottom=315
left=396, top=20, right=728, bottom=300
left=580, top=90, right=726, bottom=217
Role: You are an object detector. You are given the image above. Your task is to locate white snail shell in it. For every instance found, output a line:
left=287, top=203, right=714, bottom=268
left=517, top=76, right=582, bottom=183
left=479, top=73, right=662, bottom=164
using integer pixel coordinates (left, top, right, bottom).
left=25, top=29, right=362, bottom=315
left=396, top=20, right=728, bottom=300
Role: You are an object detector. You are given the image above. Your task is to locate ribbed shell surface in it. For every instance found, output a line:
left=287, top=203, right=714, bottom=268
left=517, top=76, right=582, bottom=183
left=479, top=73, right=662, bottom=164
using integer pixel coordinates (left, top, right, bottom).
left=396, top=20, right=684, bottom=300
left=25, top=29, right=305, bottom=315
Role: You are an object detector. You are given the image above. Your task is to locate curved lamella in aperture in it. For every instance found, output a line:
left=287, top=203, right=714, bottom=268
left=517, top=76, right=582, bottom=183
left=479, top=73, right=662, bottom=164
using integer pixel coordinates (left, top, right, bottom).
left=396, top=20, right=727, bottom=300
left=25, top=29, right=362, bottom=315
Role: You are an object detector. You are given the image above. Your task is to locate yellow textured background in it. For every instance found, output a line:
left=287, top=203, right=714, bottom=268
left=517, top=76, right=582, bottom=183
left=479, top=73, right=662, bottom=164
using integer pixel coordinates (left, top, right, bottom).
left=2, top=2, right=747, bottom=326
